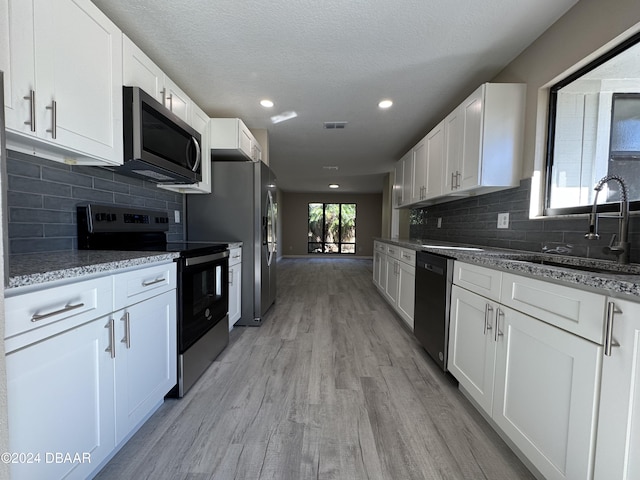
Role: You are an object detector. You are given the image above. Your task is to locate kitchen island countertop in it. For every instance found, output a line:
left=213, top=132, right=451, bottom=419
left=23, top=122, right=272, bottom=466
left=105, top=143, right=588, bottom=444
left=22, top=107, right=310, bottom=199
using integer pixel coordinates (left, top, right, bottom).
left=377, top=238, right=640, bottom=299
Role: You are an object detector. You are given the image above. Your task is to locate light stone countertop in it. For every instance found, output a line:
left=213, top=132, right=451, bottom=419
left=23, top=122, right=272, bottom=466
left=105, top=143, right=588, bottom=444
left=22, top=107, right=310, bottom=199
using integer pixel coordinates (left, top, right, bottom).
left=6, top=250, right=180, bottom=291
left=377, top=238, right=640, bottom=299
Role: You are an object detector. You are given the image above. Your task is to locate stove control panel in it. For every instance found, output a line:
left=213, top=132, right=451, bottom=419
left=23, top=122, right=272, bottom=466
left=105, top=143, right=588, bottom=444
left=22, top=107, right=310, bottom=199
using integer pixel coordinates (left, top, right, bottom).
left=78, top=204, right=170, bottom=234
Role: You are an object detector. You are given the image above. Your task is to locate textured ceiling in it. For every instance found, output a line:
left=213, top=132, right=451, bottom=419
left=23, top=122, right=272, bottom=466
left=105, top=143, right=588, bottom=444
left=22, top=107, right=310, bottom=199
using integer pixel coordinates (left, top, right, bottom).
left=92, top=0, right=579, bottom=193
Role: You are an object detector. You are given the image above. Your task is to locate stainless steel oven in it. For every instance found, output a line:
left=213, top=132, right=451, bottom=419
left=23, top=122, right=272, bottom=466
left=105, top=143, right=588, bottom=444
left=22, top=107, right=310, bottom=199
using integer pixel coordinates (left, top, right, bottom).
left=77, top=204, right=229, bottom=397
left=176, top=249, right=229, bottom=396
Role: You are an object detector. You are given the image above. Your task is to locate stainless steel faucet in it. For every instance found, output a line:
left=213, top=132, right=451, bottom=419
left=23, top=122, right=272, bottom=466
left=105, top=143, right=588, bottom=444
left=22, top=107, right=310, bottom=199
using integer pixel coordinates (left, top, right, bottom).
left=585, top=174, right=630, bottom=264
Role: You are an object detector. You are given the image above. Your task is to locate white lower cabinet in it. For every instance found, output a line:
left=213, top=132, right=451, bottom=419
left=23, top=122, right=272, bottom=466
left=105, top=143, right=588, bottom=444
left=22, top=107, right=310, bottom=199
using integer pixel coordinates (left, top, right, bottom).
left=228, top=246, right=242, bottom=329
left=594, top=297, right=640, bottom=480
left=114, top=290, right=177, bottom=444
left=6, top=316, right=115, bottom=480
left=373, top=241, right=415, bottom=330
left=449, top=262, right=602, bottom=480
left=4, top=262, right=177, bottom=480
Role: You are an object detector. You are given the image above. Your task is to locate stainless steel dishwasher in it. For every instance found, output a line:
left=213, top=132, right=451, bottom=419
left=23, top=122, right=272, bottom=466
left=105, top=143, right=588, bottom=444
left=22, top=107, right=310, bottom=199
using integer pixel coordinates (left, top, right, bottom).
left=414, top=251, right=454, bottom=371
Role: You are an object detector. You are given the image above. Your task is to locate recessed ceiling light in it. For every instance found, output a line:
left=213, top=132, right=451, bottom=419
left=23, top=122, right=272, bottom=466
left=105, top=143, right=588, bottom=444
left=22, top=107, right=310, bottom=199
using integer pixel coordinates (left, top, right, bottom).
left=378, top=99, right=393, bottom=109
left=329, top=184, right=340, bottom=189
left=260, top=99, right=274, bottom=108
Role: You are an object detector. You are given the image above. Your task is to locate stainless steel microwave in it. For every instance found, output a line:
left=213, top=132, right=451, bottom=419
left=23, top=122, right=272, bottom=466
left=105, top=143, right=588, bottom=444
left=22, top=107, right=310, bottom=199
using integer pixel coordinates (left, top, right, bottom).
left=117, top=86, right=202, bottom=184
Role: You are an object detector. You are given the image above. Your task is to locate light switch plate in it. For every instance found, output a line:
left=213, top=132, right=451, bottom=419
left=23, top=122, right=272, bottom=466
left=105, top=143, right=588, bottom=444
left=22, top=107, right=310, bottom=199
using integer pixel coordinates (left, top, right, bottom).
left=175, top=210, right=181, bottom=223
left=497, top=212, right=509, bottom=229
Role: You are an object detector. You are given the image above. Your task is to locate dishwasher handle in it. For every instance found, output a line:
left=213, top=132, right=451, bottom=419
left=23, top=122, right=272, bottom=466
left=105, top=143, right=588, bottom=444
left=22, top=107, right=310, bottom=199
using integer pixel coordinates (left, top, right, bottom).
left=420, top=262, right=445, bottom=275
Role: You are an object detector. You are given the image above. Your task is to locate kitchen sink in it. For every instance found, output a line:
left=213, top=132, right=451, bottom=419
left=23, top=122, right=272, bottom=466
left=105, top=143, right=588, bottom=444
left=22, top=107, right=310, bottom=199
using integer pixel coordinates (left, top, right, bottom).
left=518, top=258, right=640, bottom=276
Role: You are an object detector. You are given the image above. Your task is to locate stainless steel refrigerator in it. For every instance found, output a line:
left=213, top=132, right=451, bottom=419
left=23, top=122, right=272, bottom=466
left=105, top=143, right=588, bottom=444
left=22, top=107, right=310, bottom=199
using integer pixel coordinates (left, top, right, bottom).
left=186, top=160, right=277, bottom=326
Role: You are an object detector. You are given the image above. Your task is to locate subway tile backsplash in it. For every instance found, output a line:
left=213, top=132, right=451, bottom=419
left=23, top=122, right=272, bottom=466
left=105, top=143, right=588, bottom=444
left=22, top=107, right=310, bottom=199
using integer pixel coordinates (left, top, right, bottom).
left=410, top=178, right=640, bottom=264
left=7, top=150, right=184, bottom=254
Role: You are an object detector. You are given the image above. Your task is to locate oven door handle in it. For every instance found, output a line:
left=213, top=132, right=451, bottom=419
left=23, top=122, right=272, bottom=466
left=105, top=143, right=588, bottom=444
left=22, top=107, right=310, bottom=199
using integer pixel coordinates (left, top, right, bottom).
left=184, top=250, right=229, bottom=267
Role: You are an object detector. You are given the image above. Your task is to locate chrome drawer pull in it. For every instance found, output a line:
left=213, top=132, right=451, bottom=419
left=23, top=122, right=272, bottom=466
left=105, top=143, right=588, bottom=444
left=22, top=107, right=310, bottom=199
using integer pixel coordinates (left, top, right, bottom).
left=105, top=318, right=116, bottom=359
left=31, top=302, right=85, bottom=322
left=142, top=277, right=165, bottom=287
left=46, top=100, right=57, bottom=139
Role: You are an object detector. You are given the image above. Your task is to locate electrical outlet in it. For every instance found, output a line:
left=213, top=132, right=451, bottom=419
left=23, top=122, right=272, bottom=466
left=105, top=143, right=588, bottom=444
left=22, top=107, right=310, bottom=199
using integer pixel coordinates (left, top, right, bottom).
left=497, top=212, right=509, bottom=229
left=437, top=217, right=442, bottom=228
left=174, top=210, right=181, bottom=223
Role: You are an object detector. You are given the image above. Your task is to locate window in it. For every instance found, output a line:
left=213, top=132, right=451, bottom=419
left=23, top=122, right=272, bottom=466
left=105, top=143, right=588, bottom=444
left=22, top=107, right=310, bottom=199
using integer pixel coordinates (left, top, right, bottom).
left=308, top=203, right=356, bottom=254
left=545, top=32, right=640, bottom=216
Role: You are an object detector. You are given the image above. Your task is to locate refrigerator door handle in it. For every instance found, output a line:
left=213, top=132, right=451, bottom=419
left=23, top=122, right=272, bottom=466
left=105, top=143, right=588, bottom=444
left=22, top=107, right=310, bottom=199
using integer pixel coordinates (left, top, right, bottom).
left=266, top=190, right=276, bottom=267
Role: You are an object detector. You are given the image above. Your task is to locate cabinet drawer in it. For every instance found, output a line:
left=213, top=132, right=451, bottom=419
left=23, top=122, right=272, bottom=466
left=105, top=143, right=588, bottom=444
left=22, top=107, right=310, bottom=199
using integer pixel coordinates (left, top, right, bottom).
left=374, top=241, right=386, bottom=254
left=399, top=248, right=416, bottom=266
left=501, top=272, right=606, bottom=343
left=114, top=262, right=177, bottom=310
left=5, top=276, right=113, bottom=351
left=453, top=261, right=502, bottom=302
left=385, top=244, right=402, bottom=260
left=229, top=247, right=242, bottom=266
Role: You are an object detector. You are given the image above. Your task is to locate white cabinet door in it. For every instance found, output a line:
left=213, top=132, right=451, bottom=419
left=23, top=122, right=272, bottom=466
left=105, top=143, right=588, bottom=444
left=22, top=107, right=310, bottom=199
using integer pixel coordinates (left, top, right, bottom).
left=460, top=85, right=484, bottom=190
left=122, top=33, right=165, bottom=104
left=424, top=120, right=444, bottom=199
left=6, top=316, right=115, bottom=480
left=6, top=0, right=123, bottom=165
left=444, top=105, right=463, bottom=192
left=448, top=285, right=498, bottom=414
left=594, top=298, right=640, bottom=480
left=493, top=305, right=601, bottom=480
left=163, top=76, right=190, bottom=123
left=392, top=158, right=404, bottom=208
left=396, top=260, right=415, bottom=329
left=458, top=83, right=525, bottom=192
left=114, top=290, right=177, bottom=444
left=410, top=137, right=427, bottom=203
left=401, top=151, right=412, bottom=207
left=384, top=257, right=399, bottom=305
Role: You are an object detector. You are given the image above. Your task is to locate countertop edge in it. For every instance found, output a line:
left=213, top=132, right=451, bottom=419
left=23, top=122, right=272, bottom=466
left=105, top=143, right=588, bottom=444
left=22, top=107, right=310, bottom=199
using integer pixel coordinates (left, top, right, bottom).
left=375, top=238, right=640, bottom=299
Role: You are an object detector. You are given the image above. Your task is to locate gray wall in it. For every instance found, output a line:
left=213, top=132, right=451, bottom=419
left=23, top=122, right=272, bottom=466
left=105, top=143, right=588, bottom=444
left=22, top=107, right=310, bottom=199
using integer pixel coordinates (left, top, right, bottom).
left=281, top=192, right=382, bottom=257
left=6, top=150, right=184, bottom=254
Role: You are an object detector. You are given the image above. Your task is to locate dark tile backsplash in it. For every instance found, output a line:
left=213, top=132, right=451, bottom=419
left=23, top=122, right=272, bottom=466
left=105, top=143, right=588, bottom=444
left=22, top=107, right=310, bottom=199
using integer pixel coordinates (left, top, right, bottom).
left=410, top=178, right=640, bottom=264
left=6, top=150, right=184, bottom=254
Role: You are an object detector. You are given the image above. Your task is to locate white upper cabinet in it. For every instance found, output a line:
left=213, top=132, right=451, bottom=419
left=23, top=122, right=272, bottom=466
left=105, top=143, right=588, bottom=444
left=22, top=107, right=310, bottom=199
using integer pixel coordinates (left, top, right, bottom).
left=4, top=0, right=123, bottom=166
left=457, top=83, right=526, bottom=193
left=210, top=118, right=262, bottom=162
left=394, top=82, right=525, bottom=208
left=400, top=150, right=412, bottom=207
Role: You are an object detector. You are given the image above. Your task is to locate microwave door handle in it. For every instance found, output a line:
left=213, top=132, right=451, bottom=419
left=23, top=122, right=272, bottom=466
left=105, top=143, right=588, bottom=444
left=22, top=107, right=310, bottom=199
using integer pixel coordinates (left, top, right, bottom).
left=191, top=136, right=201, bottom=172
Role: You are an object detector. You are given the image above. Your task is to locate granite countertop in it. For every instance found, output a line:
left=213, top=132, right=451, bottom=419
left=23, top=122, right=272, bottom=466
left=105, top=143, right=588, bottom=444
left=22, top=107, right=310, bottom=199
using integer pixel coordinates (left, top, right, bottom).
left=377, top=238, right=640, bottom=299
left=6, top=250, right=180, bottom=290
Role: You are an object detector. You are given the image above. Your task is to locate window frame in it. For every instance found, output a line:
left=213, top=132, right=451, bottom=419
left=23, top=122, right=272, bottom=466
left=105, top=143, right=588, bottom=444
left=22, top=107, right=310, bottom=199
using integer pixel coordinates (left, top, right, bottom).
left=544, top=30, right=640, bottom=217
left=307, top=202, right=356, bottom=255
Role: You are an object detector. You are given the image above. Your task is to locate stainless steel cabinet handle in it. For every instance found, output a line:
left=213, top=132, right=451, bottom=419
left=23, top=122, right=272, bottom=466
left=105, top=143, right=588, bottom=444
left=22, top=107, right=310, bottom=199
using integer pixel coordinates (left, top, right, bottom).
left=46, top=100, right=57, bottom=139
left=160, top=88, right=167, bottom=107
left=456, top=172, right=462, bottom=189
left=495, top=308, right=504, bottom=341
left=105, top=318, right=116, bottom=358
left=604, top=301, right=621, bottom=356
left=121, top=312, right=131, bottom=349
left=23, top=90, right=36, bottom=131
left=484, top=304, right=493, bottom=335
left=142, top=277, right=165, bottom=287
left=31, top=302, right=85, bottom=322
left=167, top=93, right=173, bottom=111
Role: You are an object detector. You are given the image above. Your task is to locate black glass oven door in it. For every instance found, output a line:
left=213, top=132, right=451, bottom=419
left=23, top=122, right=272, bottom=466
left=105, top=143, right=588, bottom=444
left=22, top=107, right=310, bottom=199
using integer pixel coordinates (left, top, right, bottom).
left=179, top=253, right=229, bottom=352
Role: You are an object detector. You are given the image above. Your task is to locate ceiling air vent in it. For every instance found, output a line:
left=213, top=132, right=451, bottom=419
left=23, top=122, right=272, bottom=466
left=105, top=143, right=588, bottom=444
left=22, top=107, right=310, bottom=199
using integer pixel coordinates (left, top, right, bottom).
left=323, top=121, right=348, bottom=129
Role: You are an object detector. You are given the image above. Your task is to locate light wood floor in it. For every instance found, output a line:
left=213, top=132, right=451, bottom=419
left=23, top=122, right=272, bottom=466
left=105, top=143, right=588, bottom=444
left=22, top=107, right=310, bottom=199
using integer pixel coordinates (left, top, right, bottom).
left=96, top=257, right=535, bottom=480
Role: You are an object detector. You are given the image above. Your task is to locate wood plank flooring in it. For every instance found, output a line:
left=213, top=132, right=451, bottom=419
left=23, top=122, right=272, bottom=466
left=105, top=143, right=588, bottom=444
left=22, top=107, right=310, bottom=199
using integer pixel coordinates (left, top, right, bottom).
left=95, top=258, right=535, bottom=480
